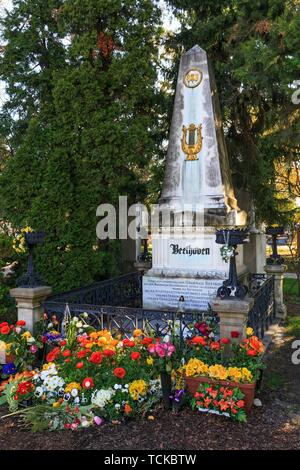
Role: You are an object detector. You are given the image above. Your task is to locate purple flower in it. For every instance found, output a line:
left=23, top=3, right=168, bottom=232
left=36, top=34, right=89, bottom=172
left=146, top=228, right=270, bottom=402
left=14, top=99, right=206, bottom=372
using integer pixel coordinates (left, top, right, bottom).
left=169, top=389, right=184, bottom=403
left=2, top=362, right=17, bottom=375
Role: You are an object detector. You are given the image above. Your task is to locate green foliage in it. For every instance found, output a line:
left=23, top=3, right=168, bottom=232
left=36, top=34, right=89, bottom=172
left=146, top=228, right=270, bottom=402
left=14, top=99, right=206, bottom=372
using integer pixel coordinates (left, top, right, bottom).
left=286, top=315, right=300, bottom=337
left=165, top=0, right=300, bottom=224
left=0, top=1, right=166, bottom=292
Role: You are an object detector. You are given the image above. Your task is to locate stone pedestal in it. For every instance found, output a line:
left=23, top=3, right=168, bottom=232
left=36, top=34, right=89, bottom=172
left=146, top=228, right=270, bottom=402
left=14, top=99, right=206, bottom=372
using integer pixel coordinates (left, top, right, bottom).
left=10, top=286, right=52, bottom=332
left=211, top=297, right=254, bottom=340
left=243, top=230, right=266, bottom=274
left=133, top=261, right=151, bottom=273
left=264, top=264, right=287, bottom=320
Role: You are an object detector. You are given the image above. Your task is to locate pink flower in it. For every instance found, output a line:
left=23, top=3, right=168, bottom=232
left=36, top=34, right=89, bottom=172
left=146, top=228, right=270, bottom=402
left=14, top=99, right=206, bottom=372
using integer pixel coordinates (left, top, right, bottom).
left=71, top=423, right=78, bottom=431
left=30, top=344, right=38, bottom=354
left=166, top=343, right=175, bottom=357
left=155, top=344, right=166, bottom=358
left=94, top=416, right=104, bottom=426
left=148, top=344, right=156, bottom=354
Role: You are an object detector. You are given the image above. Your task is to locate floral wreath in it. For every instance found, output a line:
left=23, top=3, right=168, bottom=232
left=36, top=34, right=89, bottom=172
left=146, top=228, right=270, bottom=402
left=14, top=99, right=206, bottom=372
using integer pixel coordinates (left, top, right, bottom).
left=12, top=226, right=33, bottom=254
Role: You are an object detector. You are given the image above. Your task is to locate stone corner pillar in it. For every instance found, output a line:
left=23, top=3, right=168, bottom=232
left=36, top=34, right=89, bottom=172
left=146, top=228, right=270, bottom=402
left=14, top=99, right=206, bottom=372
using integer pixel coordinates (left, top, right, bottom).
left=264, top=264, right=287, bottom=320
left=211, top=297, right=254, bottom=340
left=10, top=286, right=52, bottom=332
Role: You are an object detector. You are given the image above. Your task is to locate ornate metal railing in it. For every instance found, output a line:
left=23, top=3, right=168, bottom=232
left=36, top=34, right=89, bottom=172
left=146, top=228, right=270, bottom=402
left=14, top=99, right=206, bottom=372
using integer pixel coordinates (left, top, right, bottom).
left=247, top=274, right=275, bottom=338
left=43, top=301, right=219, bottom=340
left=45, top=271, right=143, bottom=308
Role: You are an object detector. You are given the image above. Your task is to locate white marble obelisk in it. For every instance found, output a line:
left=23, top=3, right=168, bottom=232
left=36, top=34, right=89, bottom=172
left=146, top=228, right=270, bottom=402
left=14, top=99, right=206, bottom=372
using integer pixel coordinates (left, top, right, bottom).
left=143, top=45, right=248, bottom=312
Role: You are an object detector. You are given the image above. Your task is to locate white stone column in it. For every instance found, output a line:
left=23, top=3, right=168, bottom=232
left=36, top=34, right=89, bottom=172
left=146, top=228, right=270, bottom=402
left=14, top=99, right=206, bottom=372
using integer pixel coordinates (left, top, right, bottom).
left=264, top=264, right=287, bottom=320
left=211, top=297, right=254, bottom=340
left=10, top=286, right=52, bottom=332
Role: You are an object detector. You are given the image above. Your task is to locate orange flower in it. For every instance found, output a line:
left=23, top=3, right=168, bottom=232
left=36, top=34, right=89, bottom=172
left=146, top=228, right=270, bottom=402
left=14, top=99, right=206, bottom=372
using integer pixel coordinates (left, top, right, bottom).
left=190, top=336, right=206, bottom=346
left=124, top=403, right=132, bottom=414
left=210, top=341, right=220, bottom=351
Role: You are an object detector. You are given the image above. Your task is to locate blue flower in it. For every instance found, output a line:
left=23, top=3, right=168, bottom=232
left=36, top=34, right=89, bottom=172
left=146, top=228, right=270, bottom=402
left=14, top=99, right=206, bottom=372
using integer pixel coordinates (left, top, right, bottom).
left=2, top=362, right=17, bottom=375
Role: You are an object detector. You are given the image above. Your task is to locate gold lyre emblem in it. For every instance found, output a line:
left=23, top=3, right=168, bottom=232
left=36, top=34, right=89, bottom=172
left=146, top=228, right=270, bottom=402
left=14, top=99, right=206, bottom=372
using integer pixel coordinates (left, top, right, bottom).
left=181, top=123, right=203, bottom=161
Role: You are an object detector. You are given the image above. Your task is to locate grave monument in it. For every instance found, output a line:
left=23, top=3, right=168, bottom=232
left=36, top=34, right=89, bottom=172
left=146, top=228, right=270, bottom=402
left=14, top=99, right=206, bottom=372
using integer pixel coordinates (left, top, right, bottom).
left=143, top=45, right=249, bottom=311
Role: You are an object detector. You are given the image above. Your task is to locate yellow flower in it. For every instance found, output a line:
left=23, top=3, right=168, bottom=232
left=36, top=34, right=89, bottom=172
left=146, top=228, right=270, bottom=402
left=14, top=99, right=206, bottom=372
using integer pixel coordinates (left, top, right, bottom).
left=227, top=367, right=242, bottom=382
left=146, top=356, right=154, bottom=366
left=52, top=401, right=61, bottom=408
left=133, top=329, right=142, bottom=338
left=185, top=358, right=209, bottom=377
left=208, top=364, right=228, bottom=381
left=246, top=327, right=254, bottom=337
left=65, top=382, right=81, bottom=393
left=241, top=368, right=253, bottom=383
left=22, top=331, right=32, bottom=340
left=85, top=342, right=94, bottom=349
left=5, top=343, right=12, bottom=353
left=42, top=362, right=55, bottom=371
left=129, top=380, right=148, bottom=401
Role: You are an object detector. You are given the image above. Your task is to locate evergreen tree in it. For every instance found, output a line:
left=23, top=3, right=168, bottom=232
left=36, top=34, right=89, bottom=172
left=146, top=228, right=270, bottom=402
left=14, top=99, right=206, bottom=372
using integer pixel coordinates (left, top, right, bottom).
left=165, top=0, right=300, bottom=224
left=0, top=0, right=164, bottom=291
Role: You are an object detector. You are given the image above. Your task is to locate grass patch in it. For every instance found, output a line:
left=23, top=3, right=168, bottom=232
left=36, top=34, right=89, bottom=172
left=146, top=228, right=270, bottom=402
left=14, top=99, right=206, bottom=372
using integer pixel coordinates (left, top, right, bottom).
left=286, top=316, right=300, bottom=337
left=284, top=278, right=299, bottom=297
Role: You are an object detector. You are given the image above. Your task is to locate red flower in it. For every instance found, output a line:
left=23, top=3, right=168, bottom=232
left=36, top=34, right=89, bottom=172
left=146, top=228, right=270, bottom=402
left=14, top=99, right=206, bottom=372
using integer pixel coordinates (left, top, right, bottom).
left=190, top=336, right=206, bottom=346
left=82, top=377, right=94, bottom=389
left=113, top=367, right=126, bottom=379
left=16, top=320, right=26, bottom=327
left=247, top=349, right=257, bottom=357
left=46, top=347, right=61, bottom=362
left=131, top=351, right=141, bottom=361
left=89, top=351, right=103, bottom=364
left=77, top=349, right=87, bottom=359
left=76, top=362, right=84, bottom=369
left=231, top=331, right=240, bottom=338
left=0, top=322, right=8, bottom=328
left=62, top=349, right=71, bottom=357
left=65, top=358, right=71, bottom=363
left=194, top=322, right=210, bottom=336
left=141, top=337, right=153, bottom=345
left=220, top=338, right=230, bottom=345
left=123, top=339, right=135, bottom=347
left=103, top=349, right=115, bottom=357
left=16, top=381, right=34, bottom=395
left=0, top=325, right=10, bottom=335
left=210, top=341, right=220, bottom=351
left=60, top=340, right=67, bottom=347
left=237, top=400, right=245, bottom=409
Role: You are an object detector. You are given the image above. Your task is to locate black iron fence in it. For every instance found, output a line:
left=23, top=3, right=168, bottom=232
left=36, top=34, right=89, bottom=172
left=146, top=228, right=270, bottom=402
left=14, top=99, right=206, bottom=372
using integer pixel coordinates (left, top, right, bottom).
left=42, top=272, right=275, bottom=339
left=45, top=271, right=143, bottom=308
left=247, top=274, right=275, bottom=338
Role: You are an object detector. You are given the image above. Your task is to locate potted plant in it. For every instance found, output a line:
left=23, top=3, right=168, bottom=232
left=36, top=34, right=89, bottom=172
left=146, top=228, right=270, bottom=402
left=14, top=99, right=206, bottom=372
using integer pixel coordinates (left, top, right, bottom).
left=181, top=328, right=265, bottom=413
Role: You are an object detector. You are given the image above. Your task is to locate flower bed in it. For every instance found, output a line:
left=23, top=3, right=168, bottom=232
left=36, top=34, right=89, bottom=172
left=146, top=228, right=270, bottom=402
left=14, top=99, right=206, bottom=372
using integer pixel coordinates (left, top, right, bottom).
left=0, top=315, right=265, bottom=430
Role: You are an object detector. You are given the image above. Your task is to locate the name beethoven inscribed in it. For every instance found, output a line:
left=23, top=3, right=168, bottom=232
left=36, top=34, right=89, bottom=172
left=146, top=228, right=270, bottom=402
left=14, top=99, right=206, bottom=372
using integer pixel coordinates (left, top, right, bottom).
left=170, top=244, right=210, bottom=256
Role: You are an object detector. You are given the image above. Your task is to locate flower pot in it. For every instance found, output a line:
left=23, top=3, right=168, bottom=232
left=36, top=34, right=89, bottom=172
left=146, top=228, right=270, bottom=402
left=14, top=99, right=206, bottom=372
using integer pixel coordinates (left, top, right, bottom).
left=185, top=375, right=256, bottom=413
left=265, top=226, right=284, bottom=236
left=160, top=372, right=172, bottom=410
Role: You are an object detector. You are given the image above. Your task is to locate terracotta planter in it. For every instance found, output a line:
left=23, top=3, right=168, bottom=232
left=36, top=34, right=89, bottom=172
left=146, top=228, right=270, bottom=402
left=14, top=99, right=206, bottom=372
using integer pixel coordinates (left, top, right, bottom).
left=185, top=375, right=256, bottom=413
